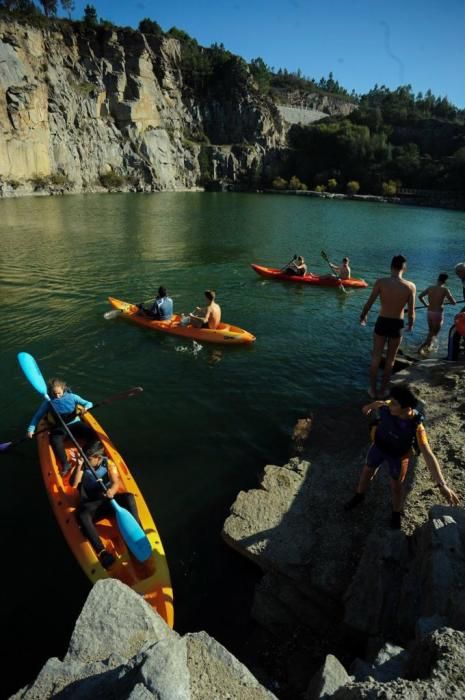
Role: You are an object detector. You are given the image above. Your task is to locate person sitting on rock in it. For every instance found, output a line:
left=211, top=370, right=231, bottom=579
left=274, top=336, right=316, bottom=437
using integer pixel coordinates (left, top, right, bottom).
left=344, top=383, right=459, bottom=529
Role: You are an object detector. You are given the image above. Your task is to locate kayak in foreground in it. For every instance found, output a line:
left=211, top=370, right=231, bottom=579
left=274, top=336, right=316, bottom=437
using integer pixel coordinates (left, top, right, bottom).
left=251, top=264, right=368, bottom=288
left=37, top=410, right=174, bottom=628
left=108, top=297, right=256, bottom=345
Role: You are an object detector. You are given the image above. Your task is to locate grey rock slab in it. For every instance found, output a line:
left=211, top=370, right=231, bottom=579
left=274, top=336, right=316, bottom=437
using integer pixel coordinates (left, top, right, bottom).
left=306, top=654, right=350, bottom=700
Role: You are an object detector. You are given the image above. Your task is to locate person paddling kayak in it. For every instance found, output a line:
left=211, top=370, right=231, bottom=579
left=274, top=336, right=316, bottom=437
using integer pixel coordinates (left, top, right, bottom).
left=189, top=290, right=222, bottom=329
left=27, top=378, right=95, bottom=476
left=138, top=286, right=173, bottom=320
left=329, top=256, right=351, bottom=279
left=284, top=256, right=307, bottom=276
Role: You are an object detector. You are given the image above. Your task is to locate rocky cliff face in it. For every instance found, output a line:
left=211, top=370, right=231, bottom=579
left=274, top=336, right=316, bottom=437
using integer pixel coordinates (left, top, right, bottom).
left=0, top=19, right=286, bottom=196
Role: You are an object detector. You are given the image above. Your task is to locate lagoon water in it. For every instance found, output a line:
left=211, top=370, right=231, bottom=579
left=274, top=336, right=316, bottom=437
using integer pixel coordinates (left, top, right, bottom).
left=1, top=192, right=464, bottom=693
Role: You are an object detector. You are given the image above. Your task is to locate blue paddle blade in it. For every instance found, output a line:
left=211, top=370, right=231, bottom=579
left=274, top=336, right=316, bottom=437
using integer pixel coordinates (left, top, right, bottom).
left=17, top=352, right=49, bottom=397
left=110, top=499, right=152, bottom=562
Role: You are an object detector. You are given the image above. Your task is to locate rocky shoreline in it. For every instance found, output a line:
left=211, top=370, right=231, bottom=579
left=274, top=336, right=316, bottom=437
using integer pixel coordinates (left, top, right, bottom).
left=11, top=358, right=465, bottom=699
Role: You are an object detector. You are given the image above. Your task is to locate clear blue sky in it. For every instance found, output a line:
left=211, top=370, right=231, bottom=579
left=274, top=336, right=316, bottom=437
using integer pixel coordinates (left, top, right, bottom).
left=70, top=0, right=465, bottom=108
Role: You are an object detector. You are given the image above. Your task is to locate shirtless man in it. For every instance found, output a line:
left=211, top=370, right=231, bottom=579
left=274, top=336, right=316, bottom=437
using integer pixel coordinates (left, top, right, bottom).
left=418, top=273, right=456, bottom=354
left=360, top=255, right=416, bottom=398
left=189, top=289, right=221, bottom=329
left=329, top=256, right=351, bottom=279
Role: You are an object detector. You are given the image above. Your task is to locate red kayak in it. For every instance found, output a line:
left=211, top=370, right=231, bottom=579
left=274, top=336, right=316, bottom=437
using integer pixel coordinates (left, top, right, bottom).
left=251, top=264, right=368, bottom=289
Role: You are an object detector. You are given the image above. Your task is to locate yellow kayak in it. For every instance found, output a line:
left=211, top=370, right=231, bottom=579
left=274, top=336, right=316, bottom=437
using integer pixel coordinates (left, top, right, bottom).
left=107, top=296, right=256, bottom=345
left=37, top=411, right=174, bottom=627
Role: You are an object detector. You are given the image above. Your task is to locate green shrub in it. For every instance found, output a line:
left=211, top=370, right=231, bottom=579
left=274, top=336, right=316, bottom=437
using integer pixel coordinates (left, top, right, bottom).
left=327, top=178, right=338, bottom=191
left=314, top=184, right=325, bottom=192
left=289, top=175, right=307, bottom=190
left=382, top=180, right=397, bottom=196
left=346, top=180, right=360, bottom=195
left=100, top=171, right=125, bottom=189
left=138, top=18, right=162, bottom=36
left=50, top=173, right=70, bottom=186
left=271, top=176, right=288, bottom=190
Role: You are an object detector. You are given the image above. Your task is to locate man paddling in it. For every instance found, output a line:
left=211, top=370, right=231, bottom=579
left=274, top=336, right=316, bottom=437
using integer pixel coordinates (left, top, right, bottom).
left=360, top=255, right=416, bottom=398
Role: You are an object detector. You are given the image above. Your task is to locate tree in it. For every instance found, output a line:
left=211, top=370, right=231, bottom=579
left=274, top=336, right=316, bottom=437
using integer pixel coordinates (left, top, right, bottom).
left=327, top=178, right=338, bottom=191
left=138, top=18, right=162, bottom=36
left=382, top=180, right=398, bottom=196
left=60, top=0, right=74, bottom=18
left=83, top=3, right=97, bottom=26
left=39, top=0, right=57, bottom=16
left=272, top=177, right=288, bottom=190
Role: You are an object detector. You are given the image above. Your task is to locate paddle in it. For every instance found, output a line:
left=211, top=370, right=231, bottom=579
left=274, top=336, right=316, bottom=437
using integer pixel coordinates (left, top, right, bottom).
left=280, top=254, right=297, bottom=272
left=320, top=250, right=347, bottom=294
left=0, top=386, right=143, bottom=453
left=17, top=353, right=152, bottom=563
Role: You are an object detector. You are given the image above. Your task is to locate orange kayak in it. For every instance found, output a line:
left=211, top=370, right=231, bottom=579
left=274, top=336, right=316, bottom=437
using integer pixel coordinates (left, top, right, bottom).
left=108, top=296, right=256, bottom=345
left=251, top=264, right=368, bottom=288
left=37, top=411, right=174, bottom=627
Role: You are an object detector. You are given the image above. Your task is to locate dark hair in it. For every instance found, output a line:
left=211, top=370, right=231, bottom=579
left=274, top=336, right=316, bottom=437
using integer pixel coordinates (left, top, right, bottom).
left=389, top=384, right=418, bottom=409
left=438, top=273, right=448, bottom=283
left=391, top=255, right=407, bottom=270
left=205, top=289, right=216, bottom=301
left=84, top=440, right=105, bottom=458
left=158, top=286, right=167, bottom=297
left=342, top=257, right=349, bottom=263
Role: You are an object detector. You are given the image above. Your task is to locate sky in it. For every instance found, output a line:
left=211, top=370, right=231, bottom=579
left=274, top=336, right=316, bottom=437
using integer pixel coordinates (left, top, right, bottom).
left=69, top=0, right=465, bottom=108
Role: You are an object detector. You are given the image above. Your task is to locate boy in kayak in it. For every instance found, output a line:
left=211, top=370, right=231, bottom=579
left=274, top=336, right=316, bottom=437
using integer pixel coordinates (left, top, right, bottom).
left=284, top=256, right=307, bottom=276
left=344, top=384, right=459, bottom=529
left=360, top=254, right=416, bottom=398
left=138, top=286, right=173, bottom=320
left=418, top=273, right=456, bottom=354
left=71, top=440, right=142, bottom=569
left=189, top=289, right=222, bottom=329
left=329, top=256, right=351, bottom=279
left=27, top=378, right=95, bottom=476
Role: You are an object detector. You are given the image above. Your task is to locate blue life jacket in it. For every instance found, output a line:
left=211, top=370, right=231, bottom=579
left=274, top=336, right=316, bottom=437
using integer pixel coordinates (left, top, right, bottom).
left=373, top=405, right=424, bottom=458
left=81, top=457, right=111, bottom=500
left=150, top=296, right=173, bottom=320
left=48, top=391, right=78, bottom=424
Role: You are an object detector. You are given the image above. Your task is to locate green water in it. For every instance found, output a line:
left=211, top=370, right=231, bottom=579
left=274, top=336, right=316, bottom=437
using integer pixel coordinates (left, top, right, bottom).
left=1, top=192, right=464, bottom=693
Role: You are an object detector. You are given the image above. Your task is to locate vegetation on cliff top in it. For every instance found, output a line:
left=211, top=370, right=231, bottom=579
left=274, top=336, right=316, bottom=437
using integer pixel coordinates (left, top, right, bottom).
left=1, top=0, right=464, bottom=200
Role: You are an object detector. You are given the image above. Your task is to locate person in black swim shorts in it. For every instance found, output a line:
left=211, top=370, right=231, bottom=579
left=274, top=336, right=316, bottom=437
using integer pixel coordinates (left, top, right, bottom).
left=360, top=255, right=416, bottom=398
left=374, top=316, right=404, bottom=338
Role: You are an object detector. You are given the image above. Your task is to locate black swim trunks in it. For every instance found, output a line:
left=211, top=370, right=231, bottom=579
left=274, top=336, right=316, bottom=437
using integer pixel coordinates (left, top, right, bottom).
left=374, top=316, right=404, bottom=338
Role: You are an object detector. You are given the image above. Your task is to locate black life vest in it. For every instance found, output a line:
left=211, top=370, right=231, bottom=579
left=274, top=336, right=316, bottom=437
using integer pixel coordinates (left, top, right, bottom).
left=372, top=405, right=424, bottom=458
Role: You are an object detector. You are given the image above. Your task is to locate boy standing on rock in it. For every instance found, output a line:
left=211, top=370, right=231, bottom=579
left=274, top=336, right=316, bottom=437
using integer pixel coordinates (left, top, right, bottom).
left=344, top=384, right=459, bottom=529
left=360, top=255, right=416, bottom=399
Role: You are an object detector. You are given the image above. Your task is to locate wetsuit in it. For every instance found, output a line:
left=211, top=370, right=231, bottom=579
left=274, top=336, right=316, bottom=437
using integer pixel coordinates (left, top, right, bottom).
left=76, top=457, right=140, bottom=555
left=367, top=405, right=428, bottom=481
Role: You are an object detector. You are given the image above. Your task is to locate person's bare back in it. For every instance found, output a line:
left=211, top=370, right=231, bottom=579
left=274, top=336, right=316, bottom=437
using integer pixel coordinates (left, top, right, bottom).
left=421, top=284, right=454, bottom=312
left=206, top=301, right=221, bottom=329
left=377, top=276, right=416, bottom=319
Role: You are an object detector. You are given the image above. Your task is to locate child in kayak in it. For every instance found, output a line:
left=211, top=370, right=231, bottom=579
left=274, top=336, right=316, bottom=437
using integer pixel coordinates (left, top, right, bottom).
left=27, top=378, right=95, bottom=476
left=418, top=273, right=456, bottom=354
left=71, top=440, right=142, bottom=569
left=344, top=383, right=459, bottom=529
